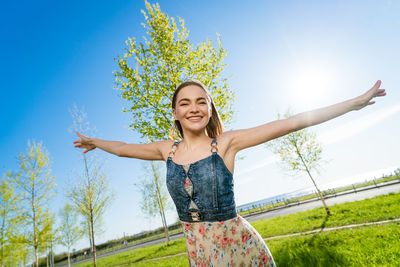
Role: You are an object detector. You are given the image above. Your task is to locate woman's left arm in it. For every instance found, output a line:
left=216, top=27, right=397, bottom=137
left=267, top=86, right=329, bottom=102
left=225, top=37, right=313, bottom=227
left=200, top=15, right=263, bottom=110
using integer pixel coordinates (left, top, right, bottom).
left=289, top=80, right=386, bottom=131
left=228, top=80, right=386, bottom=153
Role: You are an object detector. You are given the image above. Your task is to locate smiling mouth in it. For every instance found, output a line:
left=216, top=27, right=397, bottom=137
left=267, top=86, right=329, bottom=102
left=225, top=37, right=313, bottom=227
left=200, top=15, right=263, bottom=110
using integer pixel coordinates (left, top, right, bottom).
left=187, top=116, right=203, bottom=122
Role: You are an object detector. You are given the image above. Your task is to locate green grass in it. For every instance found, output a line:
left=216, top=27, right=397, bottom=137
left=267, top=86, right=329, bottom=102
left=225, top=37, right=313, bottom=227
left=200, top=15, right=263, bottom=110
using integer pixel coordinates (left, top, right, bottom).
left=267, top=222, right=400, bottom=267
left=126, top=254, right=188, bottom=267
left=87, top=222, right=400, bottom=267
left=74, top=239, right=187, bottom=267
left=238, top=175, right=400, bottom=216
left=73, top=192, right=400, bottom=267
left=252, top=191, right=400, bottom=238
left=64, top=177, right=399, bottom=263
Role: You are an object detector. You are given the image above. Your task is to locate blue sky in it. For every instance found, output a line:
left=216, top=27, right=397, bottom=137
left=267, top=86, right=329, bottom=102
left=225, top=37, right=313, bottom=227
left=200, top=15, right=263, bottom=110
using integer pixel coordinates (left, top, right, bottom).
left=1, top=0, right=399, bottom=253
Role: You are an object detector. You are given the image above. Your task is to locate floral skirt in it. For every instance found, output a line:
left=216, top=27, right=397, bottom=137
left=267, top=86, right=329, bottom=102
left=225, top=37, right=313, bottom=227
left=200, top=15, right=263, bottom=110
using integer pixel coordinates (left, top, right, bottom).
left=181, top=215, right=275, bottom=267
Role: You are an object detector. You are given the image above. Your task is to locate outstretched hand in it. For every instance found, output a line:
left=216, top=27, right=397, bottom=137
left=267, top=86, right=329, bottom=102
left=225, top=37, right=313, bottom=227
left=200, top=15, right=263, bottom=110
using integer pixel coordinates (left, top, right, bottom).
left=73, top=132, right=96, bottom=154
left=353, top=80, right=386, bottom=110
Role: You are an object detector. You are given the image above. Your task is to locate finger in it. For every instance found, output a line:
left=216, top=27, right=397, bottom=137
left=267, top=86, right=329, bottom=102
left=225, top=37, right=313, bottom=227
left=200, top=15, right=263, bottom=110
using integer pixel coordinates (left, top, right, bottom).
left=368, top=101, right=375, bottom=105
left=377, top=89, right=386, bottom=96
left=77, top=132, right=85, bottom=138
left=373, top=80, right=381, bottom=88
left=372, top=90, right=386, bottom=98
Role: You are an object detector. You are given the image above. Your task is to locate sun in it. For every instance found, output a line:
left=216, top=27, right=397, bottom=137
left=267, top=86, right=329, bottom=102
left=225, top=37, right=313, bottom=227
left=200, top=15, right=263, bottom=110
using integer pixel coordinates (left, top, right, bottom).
left=289, top=67, right=334, bottom=107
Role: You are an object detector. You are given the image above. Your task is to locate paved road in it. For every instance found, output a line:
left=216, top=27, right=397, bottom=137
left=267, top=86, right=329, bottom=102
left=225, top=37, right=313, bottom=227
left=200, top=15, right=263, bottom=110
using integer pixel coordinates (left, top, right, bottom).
left=66, top=182, right=400, bottom=266
left=245, top=182, right=400, bottom=222
left=65, top=232, right=184, bottom=266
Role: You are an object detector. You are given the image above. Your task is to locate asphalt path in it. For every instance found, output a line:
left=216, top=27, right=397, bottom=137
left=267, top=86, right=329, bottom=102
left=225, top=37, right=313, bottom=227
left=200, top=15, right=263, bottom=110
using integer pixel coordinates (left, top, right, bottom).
left=245, top=181, right=400, bottom=222
left=66, top=181, right=400, bottom=266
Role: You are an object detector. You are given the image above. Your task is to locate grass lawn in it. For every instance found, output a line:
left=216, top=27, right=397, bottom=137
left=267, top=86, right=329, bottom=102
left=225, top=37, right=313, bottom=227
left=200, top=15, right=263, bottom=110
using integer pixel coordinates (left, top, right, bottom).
left=79, top=222, right=399, bottom=266
left=73, top=239, right=187, bottom=267
left=252, top=191, right=400, bottom=238
left=133, top=222, right=400, bottom=267
left=73, top=192, right=400, bottom=267
left=238, top=176, right=399, bottom=216
left=267, top=221, right=400, bottom=267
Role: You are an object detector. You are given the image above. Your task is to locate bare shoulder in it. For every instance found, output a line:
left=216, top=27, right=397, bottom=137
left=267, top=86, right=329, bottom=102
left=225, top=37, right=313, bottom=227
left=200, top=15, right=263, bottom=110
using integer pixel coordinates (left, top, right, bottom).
left=216, top=131, right=236, bottom=157
left=217, top=130, right=234, bottom=147
left=215, top=131, right=238, bottom=175
left=156, top=139, right=176, bottom=162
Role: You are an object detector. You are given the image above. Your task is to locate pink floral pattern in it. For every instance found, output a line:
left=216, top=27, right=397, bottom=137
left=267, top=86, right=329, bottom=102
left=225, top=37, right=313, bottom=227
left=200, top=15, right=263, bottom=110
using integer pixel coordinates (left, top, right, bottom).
left=181, top=215, right=275, bottom=267
left=181, top=163, right=275, bottom=266
left=183, top=164, right=199, bottom=210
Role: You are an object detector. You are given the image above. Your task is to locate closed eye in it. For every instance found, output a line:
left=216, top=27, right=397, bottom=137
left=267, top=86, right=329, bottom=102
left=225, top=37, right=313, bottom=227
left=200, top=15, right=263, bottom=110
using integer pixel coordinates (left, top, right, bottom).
left=181, top=102, right=207, bottom=106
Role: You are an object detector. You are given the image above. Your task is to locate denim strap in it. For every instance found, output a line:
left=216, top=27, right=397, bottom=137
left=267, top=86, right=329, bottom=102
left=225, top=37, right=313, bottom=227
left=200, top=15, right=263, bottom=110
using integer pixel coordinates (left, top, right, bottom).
left=168, top=140, right=181, bottom=158
left=211, top=137, right=218, bottom=153
left=211, top=137, right=218, bottom=208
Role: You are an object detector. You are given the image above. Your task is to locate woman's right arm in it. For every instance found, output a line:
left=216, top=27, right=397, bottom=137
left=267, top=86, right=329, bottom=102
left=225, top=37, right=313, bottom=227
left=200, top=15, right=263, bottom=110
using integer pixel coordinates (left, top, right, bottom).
left=73, top=132, right=170, bottom=161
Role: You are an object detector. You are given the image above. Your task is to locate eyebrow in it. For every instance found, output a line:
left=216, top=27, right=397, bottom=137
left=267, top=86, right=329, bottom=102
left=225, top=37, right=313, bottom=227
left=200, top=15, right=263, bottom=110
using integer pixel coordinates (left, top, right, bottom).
left=178, top=97, right=207, bottom=103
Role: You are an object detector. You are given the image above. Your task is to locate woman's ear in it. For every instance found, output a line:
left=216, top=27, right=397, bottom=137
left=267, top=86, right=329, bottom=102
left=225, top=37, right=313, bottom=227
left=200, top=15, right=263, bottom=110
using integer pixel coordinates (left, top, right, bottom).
left=173, top=108, right=177, bottom=120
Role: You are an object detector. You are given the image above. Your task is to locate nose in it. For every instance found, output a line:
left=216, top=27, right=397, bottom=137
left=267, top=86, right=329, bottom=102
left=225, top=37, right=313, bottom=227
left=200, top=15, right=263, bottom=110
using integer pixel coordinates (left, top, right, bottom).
left=189, top=103, right=200, bottom=113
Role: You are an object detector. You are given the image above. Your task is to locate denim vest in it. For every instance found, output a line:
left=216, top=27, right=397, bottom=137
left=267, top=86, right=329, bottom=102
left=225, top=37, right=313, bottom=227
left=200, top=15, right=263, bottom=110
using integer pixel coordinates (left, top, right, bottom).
left=166, top=137, right=237, bottom=222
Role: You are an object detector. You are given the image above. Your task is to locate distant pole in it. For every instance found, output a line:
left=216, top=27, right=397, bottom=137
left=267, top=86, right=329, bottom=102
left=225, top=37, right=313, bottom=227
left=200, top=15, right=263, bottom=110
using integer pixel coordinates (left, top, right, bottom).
left=352, top=184, right=357, bottom=193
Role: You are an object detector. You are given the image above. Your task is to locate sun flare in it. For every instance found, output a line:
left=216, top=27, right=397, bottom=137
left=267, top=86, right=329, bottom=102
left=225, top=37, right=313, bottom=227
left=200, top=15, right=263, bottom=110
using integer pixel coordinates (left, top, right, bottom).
left=289, top=67, right=334, bottom=106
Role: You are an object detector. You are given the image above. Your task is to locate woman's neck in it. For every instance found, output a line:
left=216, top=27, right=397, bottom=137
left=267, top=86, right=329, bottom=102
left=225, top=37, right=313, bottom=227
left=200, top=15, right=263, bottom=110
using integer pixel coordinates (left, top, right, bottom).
left=180, top=131, right=211, bottom=151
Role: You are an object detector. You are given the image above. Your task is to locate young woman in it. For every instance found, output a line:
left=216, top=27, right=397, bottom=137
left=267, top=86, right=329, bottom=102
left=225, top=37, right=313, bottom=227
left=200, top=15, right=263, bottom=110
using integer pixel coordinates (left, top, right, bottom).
left=74, top=79, right=386, bottom=266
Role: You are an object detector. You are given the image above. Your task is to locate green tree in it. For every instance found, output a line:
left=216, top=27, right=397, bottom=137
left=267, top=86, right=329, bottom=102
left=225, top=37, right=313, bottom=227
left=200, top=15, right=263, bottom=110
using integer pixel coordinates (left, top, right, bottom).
left=266, top=110, right=331, bottom=216
left=79, top=215, right=105, bottom=257
left=58, top=203, right=82, bottom=267
left=67, top=162, right=112, bottom=267
left=67, top=104, right=114, bottom=267
left=43, top=222, right=57, bottom=267
left=15, top=140, right=57, bottom=267
left=114, top=0, right=235, bottom=142
left=135, top=161, right=173, bottom=245
left=0, top=171, right=28, bottom=267
left=113, top=0, right=237, bottom=247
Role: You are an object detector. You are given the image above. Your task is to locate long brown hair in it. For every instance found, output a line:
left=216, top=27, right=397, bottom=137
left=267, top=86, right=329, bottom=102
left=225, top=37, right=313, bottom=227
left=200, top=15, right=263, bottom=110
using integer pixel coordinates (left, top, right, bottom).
left=169, top=80, right=223, bottom=139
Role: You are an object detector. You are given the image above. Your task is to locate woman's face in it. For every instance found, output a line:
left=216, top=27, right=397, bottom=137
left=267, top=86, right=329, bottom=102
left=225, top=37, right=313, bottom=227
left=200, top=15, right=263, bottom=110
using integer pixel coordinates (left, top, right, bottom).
left=173, top=85, right=212, bottom=134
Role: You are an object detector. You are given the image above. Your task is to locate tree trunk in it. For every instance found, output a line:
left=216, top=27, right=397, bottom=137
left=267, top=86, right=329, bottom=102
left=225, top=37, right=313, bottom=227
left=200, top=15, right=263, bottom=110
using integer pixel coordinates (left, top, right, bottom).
left=305, top=169, right=331, bottom=215
left=32, top=179, right=39, bottom=267
left=296, top=149, right=331, bottom=216
left=90, top=210, right=97, bottom=267
left=159, top=209, right=169, bottom=245
left=88, top=219, right=92, bottom=255
left=50, top=240, right=54, bottom=267
left=162, top=210, right=170, bottom=244
left=34, top=246, right=39, bottom=267
left=67, top=251, right=71, bottom=267
left=153, top=167, right=169, bottom=245
left=83, top=154, right=97, bottom=266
